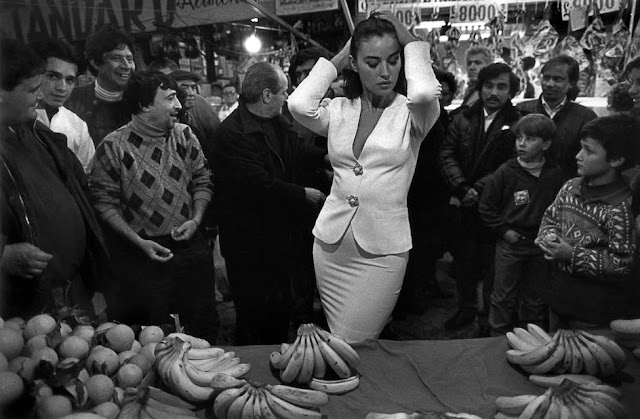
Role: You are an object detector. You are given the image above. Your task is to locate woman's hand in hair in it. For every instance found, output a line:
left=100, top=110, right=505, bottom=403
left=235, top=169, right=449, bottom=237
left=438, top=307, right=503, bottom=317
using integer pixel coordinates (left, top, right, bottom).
left=374, top=12, right=417, bottom=48
left=330, top=39, right=352, bottom=73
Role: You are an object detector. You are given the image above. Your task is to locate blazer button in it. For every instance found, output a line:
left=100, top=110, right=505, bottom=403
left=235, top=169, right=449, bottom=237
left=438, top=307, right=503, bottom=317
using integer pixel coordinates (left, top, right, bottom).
left=348, top=196, right=359, bottom=207
left=353, top=163, right=363, bottom=176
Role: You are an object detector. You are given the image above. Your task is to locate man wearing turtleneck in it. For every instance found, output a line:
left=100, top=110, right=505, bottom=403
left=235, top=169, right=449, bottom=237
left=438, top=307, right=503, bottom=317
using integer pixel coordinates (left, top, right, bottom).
left=89, top=71, right=217, bottom=342
left=66, top=25, right=135, bottom=147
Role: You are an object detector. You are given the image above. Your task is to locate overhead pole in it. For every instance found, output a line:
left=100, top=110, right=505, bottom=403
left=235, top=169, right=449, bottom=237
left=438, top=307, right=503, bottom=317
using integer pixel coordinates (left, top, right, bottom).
left=339, top=0, right=356, bottom=34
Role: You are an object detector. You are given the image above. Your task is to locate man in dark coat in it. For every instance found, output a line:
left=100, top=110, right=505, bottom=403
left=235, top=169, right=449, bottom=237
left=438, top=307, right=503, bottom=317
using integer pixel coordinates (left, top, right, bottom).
left=517, top=55, right=597, bottom=178
left=0, top=39, right=110, bottom=318
left=215, top=62, right=327, bottom=345
left=438, top=63, right=521, bottom=331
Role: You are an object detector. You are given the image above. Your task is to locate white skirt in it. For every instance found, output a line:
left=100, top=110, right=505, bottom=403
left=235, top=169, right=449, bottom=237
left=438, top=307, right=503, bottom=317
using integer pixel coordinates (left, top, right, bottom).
left=313, top=224, right=409, bottom=343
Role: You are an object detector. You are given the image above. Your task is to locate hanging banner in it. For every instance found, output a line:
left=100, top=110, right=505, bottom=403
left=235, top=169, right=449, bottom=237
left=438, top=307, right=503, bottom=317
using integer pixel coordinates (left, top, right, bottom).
left=275, top=0, right=338, bottom=16
left=0, top=0, right=276, bottom=43
left=561, top=0, right=620, bottom=21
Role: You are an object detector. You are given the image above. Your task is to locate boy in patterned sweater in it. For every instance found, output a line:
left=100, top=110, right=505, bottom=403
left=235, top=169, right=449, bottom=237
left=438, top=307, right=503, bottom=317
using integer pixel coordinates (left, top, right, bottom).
left=535, top=115, right=639, bottom=330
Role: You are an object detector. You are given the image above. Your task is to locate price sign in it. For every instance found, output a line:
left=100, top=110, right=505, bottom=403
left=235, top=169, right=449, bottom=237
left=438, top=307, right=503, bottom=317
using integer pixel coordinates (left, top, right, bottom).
left=561, top=0, right=620, bottom=20
left=450, top=2, right=500, bottom=23
left=392, top=4, right=421, bottom=27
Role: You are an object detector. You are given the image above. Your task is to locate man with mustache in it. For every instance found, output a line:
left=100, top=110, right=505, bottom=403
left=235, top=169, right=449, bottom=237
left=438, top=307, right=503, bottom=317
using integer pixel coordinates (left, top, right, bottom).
left=517, top=56, right=596, bottom=178
left=89, top=72, right=217, bottom=342
left=66, top=25, right=136, bottom=146
left=438, top=63, right=521, bottom=332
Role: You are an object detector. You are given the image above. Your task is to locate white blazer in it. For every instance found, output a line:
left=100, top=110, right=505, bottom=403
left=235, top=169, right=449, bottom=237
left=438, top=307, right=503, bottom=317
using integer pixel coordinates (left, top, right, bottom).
left=288, top=41, right=440, bottom=255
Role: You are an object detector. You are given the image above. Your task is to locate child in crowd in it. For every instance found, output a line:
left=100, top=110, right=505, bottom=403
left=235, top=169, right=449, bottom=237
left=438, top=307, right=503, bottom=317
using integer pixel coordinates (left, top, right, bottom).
left=535, top=115, right=639, bottom=330
left=479, top=115, right=565, bottom=336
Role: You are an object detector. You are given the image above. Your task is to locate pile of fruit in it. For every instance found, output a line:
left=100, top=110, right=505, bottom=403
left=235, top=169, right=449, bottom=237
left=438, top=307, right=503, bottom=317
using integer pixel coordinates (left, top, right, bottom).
left=505, top=324, right=627, bottom=376
left=495, top=379, right=626, bottom=418
left=269, top=323, right=361, bottom=394
left=609, top=318, right=640, bottom=359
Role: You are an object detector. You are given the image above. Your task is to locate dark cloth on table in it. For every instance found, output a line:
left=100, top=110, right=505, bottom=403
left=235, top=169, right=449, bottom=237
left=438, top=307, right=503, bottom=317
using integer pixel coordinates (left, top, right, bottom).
left=65, top=82, right=131, bottom=146
left=516, top=98, right=597, bottom=178
left=0, top=121, right=110, bottom=317
left=215, top=102, right=326, bottom=345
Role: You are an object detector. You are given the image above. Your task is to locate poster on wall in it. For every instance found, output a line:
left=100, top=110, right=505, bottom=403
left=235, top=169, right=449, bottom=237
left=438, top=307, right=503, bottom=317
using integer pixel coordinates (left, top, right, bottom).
left=0, top=0, right=276, bottom=43
left=275, top=0, right=339, bottom=16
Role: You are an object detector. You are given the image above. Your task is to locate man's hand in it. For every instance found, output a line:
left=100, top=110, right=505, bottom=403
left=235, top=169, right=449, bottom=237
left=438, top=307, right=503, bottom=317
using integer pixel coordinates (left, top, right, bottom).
left=138, top=239, right=173, bottom=262
left=538, top=236, right=573, bottom=261
left=461, top=188, right=479, bottom=208
left=304, top=187, right=326, bottom=208
left=0, top=243, right=53, bottom=279
left=171, top=220, right=198, bottom=241
left=503, top=229, right=524, bottom=244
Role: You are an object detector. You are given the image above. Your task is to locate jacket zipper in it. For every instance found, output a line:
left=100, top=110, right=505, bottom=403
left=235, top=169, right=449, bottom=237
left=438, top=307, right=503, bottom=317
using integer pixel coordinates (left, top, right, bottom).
left=263, top=135, right=285, bottom=172
left=0, top=156, right=35, bottom=244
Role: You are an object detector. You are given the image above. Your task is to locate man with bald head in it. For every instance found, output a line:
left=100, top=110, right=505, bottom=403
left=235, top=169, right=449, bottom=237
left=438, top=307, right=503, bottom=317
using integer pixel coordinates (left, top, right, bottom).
left=214, top=62, right=327, bottom=344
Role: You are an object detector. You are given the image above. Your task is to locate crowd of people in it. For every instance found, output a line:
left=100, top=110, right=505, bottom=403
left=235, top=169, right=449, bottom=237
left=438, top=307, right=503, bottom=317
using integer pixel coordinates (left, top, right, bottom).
left=1, top=15, right=640, bottom=346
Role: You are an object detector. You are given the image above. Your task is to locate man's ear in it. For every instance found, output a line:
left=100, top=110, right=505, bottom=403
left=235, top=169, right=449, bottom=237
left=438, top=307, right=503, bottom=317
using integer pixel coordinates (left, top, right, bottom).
left=349, top=55, right=357, bottom=73
left=262, top=88, right=272, bottom=103
left=89, top=59, right=101, bottom=73
left=609, top=156, right=625, bottom=169
left=542, top=140, right=552, bottom=151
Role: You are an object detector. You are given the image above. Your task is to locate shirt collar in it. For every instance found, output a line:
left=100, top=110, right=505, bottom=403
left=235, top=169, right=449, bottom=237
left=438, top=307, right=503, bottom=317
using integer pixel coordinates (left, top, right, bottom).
left=541, top=96, right=567, bottom=116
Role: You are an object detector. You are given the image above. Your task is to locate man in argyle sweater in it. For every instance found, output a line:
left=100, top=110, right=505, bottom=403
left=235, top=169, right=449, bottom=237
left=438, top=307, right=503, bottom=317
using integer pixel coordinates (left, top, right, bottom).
left=90, top=71, right=217, bottom=342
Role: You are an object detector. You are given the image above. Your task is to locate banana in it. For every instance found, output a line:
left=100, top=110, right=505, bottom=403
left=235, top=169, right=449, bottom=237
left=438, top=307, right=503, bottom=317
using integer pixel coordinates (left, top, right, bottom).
left=527, top=323, right=553, bottom=343
left=297, top=334, right=314, bottom=384
left=571, top=388, right=615, bottom=419
left=191, top=351, right=236, bottom=370
left=219, top=362, right=251, bottom=379
left=572, top=334, right=599, bottom=376
left=145, top=397, right=196, bottom=417
left=557, top=403, right=573, bottom=419
left=309, top=331, right=327, bottom=378
left=281, top=342, right=291, bottom=353
left=187, top=346, right=226, bottom=360
left=554, top=332, right=572, bottom=374
left=563, top=394, right=587, bottom=419
left=267, top=384, right=329, bottom=408
left=314, top=326, right=361, bottom=369
left=566, top=391, right=596, bottom=419
left=522, top=333, right=565, bottom=375
left=576, top=387, right=627, bottom=418
left=160, top=340, right=215, bottom=402
left=147, top=386, right=195, bottom=410
left=144, top=403, right=196, bottom=419
left=494, top=394, right=537, bottom=415
left=263, top=389, right=322, bottom=419
left=251, top=389, right=263, bottom=419
left=272, top=335, right=302, bottom=369
left=280, top=337, right=306, bottom=383
left=226, top=386, right=253, bottom=419
left=505, top=335, right=557, bottom=366
left=118, top=399, right=144, bottom=419
left=566, top=332, right=584, bottom=374
left=184, top=353, right=218, bottom=387
left=211, top=372, right=247, bottom=391
left=506, top=332, right=538, bottom=352
left=167, top=333, right=211, bottom=349
left=314, top=333, right=351, bottom=378
left=240, top=387, right=256, bottom=419
left=610, top=318, right=640, bottom=334
left=543, top=396, right=561, bottom=419
left=258, top=387, right=279, bottom=419
left=579, top=331, right=627, bottom=370
left=514, top=327, right=545, bottom=347
left=308, top=375, right=360, bottom=395
left=494, top=414, right=520, bottom=419
left=578, top=382, right=623, bottom=400
left=213, top=384, right=250, bottom=419
left=517, top=390, right=551, bottom=419
left=528, top=374, right=601, bottom=388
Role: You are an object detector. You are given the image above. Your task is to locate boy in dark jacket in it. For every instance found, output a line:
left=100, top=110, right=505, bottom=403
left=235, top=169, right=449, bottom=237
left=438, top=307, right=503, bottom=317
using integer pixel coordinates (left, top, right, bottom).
left=480, top=115, right=565, bottom=335
left=535, top=115, right=639, bottom=330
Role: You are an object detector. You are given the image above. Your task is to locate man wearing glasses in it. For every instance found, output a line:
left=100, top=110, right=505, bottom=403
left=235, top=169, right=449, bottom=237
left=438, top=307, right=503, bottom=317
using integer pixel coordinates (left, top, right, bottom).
left=218, top=85, right=239, bottom=122
left=66, top=25, right=135, bottom=146
left=30, top=40, right=95, bottom=173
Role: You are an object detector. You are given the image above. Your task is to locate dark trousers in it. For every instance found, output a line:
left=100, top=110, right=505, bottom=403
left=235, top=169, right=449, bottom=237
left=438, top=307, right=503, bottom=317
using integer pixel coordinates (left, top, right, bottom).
left=222, top=241, right=293, bottom=346
left=489, top=239, right=548, bottom=335
left=107, top=232, right=218, bottom=343
left=450, top=206, right=495, bottom=315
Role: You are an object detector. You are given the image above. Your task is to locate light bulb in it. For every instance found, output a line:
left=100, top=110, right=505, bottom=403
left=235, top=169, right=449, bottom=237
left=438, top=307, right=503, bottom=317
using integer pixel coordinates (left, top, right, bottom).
left=244, top=33, right=261, bottom=54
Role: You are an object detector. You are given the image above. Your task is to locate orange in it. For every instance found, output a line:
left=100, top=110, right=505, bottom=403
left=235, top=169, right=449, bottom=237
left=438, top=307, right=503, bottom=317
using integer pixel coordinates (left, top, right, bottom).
left=72, top=325, right=96, bottom=343
left=25, top=334, right=49, bottom=357
left=85, top=374, right=115, bottom=405
left=117, top=350, right=137, bottom=366
left=0, top=327, right=25, bottom=360
left=0, top=371, right=24, bottom=406
left=116, top=363, right=143, bottom=388
left=8, top=356, right=36, bottom=382
left=31, top=347, right=59, bottom=366
left=92, top=400, right=120, bottom=418
left=58, top=336, right=90, bottom=360
left=86, top=348, right=119, bottom=376
left=36, top=394, right=72, bottom=418
left=0, top=352, right=7, bottom=372
left=24, top=314, right=57, bottom=341
left=138, top=326, right=164, bottom=346
left=140, top=342, right=158, bottom=364
left=4, top=317, right=25, bottom=332
left=105, top=325, right=135, bottom=353
left=96, top=322, right=116, bottom=333
left=130, top=340, right=142, bottom=353
left=127, top=354, right=152, bottom=376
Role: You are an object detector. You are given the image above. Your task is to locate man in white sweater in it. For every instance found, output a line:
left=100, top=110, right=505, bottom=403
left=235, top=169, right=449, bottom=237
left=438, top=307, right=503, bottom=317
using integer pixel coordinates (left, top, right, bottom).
left=31, top=39, right=95, bottom=173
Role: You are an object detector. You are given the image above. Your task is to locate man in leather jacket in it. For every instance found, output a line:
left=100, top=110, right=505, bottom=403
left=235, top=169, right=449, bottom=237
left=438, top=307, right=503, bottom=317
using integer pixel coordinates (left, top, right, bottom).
left=0, top=39, right=110, bottom=318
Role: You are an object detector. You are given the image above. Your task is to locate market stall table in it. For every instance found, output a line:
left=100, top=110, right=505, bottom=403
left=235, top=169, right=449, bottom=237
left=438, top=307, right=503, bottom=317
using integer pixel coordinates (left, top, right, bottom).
left=224, top=337, right=640, bottom=418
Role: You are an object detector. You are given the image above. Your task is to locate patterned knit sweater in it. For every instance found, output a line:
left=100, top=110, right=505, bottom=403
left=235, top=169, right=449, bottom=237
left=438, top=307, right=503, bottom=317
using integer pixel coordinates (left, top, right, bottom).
left=537, top=177, right=636, bottom=280
left=90, top=116, right=213, bottom=238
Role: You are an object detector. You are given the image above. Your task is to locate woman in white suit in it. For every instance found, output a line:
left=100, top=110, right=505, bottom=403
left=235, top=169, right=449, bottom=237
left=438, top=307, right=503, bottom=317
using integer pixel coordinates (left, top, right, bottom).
left=288, top=13, right=441, bottom=342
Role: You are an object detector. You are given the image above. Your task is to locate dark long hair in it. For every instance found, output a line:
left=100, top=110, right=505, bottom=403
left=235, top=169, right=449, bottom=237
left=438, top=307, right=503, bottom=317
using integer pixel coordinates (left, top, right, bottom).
left=342, top=14, right=407, bottom=99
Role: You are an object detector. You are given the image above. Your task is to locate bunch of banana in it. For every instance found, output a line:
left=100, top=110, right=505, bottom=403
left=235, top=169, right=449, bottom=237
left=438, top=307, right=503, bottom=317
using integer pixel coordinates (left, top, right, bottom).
left=211, top=371, right=329, bottom=419
left=610, top=318, right=640, bottom=359
left=270, top=323, right=360, bottom=387
left=494, top=379, right=626, bottom=419
left=154, top=336, right=250, bottom=403
left=505, top=324, right=627, bottom=377
left=116, top=386, right=197, bottom=419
